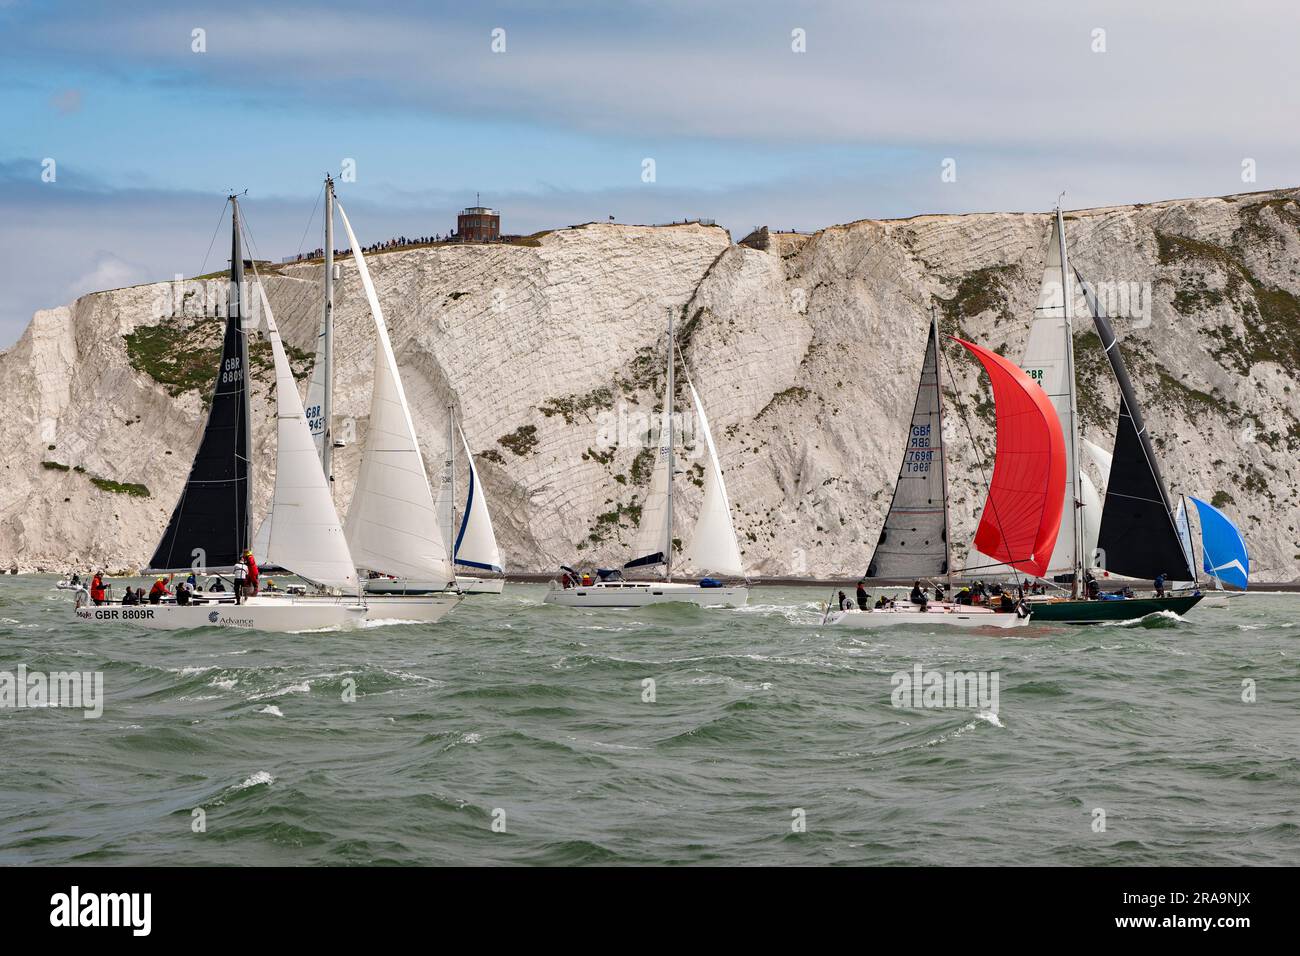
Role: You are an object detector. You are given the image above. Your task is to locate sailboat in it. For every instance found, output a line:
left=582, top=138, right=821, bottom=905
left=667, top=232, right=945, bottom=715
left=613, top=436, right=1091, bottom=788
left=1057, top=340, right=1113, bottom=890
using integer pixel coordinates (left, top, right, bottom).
left=543, top=309, right=748, bottom=608
left=331, top=185, right=461, bottom=622
left=252, top=177, right=461, bottom=623
left=367, top=404, right=505, bottom=595
left=969, top=205, right=1204, bottom=624
left=827, top=314, right=1059, bottom=629
left=75, top=195, right=368, bottom=631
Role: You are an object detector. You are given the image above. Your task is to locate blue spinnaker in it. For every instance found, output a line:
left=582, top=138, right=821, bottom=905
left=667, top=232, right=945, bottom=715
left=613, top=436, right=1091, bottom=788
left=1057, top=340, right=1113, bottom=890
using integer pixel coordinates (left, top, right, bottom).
left=1189, top=497, right=1249, bottom=590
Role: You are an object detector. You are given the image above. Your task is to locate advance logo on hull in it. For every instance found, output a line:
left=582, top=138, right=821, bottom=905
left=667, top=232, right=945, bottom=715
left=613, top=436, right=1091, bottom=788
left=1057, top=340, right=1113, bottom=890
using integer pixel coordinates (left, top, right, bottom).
left=208, top=611, right=220, bottom=623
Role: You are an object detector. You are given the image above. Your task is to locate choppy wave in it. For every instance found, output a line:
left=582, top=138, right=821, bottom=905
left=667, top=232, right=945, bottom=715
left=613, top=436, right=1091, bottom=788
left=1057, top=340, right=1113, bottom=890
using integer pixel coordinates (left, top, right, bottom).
left=3, top=577, right=1298, bottom=866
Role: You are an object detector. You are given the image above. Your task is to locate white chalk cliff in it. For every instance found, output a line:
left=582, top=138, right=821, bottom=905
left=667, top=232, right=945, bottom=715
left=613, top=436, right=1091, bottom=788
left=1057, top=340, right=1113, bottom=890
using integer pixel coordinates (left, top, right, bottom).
left=3, top=188, right=1298, bottom=581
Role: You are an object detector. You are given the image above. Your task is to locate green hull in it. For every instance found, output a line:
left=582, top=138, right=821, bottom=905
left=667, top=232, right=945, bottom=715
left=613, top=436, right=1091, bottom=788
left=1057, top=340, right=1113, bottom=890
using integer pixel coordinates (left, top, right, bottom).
left=1028, top=594, right=1203, bottom=624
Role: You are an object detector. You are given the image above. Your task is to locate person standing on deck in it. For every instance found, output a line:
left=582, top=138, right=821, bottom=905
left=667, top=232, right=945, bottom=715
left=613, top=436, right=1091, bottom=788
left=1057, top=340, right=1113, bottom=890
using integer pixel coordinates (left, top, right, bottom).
left=89, top=572, right=107, bottom=606
left=855, top=580, right=869, bottom=611
left=244, top=550, right=260, bottom=597
left=1154, top=573, right=1167, bottom=598
left=233, top=558, right=248, bottom=605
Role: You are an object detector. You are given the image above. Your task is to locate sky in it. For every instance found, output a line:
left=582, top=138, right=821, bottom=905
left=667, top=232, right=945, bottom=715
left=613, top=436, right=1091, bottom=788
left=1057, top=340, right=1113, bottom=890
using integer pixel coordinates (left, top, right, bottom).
left=2, top=0, right=1298, bottom=345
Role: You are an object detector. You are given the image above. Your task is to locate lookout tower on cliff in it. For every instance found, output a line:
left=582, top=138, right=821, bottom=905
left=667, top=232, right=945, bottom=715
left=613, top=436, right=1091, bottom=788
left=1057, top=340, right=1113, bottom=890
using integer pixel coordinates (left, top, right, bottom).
left=457, top=194, right=500, bottom=242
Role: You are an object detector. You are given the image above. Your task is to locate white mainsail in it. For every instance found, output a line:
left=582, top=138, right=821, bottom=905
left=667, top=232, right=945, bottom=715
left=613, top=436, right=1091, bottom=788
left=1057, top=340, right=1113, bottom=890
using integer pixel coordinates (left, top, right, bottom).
left=681, top=383, right=744, bottom=577
left=453, top=426, right=504, bottom=573
left=254, top=280, right=357, bottom=589
left=626, top=391, right=674, bottom=570
left=336, top=200, right=453, bottom=584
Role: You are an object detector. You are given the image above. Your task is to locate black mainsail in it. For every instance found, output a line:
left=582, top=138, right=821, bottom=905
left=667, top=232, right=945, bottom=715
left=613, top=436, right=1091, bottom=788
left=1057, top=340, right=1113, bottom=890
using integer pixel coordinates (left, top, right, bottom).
left=147, top=196, right=252, bottom=573
left=1076, top=268, right=1193, bottom=581
left=866, top=313, right=950, bottom=579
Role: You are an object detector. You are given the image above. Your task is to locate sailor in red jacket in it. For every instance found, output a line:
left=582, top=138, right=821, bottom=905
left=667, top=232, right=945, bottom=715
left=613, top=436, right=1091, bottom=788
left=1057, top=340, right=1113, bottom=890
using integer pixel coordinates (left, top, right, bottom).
left=89, top=572, right=107, bottom=606
left=243, top=550, right=260, bottom=596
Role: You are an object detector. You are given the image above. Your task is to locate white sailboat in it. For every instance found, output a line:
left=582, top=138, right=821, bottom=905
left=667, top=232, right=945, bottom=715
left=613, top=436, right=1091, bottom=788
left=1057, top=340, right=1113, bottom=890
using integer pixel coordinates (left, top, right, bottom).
left=75, top=194, right=367, bottom=632
left=544, top=310, right=748, bottom=609
left=368, top=404, right=505, bottom=595
left=331, top=192, right=462, bottom=623
left=254, top=177, right=461, bottom=622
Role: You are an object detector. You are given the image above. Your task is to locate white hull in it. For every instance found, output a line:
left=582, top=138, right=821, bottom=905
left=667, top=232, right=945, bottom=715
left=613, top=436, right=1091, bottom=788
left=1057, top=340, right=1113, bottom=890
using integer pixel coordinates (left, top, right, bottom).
left=262, top=590, right=463, bottom=623
left=543, top=581, right=748, bottom=608
left=74, top=597, right=367, bottom=632
left=826, top=602, right=1028, bottom=629
left=364, top=576, right=504, bottom=596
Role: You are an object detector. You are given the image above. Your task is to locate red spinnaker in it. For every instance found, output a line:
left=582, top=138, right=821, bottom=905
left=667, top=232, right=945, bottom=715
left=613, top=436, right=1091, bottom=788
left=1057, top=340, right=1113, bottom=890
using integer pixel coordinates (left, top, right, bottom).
left=952, top=336, right=1066, bottom=578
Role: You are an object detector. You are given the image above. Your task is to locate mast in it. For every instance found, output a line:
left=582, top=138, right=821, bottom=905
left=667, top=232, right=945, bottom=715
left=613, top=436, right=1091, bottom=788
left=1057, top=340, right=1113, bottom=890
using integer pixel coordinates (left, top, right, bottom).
left=932, top=305, right=953, bottom=592
left=322, top=174, right=335, bottom=486
left=230, top=194, right=252, bottom=554
left=1056, top=204, right=1085, bottom=598
left=665, top=307, right=675, bottom=583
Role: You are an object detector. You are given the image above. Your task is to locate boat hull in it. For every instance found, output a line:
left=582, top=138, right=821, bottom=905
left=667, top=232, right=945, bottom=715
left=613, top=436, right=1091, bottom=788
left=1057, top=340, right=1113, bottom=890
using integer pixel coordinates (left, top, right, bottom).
left=543, top=582, right=748, bottom=608
left=826, top=604, right=1028, bottom=629
left=364, top=577, right=503, bottom=596
left=74, top=599, right=367, bottom=632
left=1027, top=594, right=1203, bottom=624
left=259, top=591, right=463, bottom=623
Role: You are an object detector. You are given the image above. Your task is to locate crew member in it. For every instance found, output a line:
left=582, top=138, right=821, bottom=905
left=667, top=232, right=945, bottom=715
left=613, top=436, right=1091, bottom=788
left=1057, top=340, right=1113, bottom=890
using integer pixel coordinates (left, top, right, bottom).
left=89, top=572, right=108, bottom=606
left=244, top=550, right=260, bottom=596
left=909, top=580, right=927, bottom=609
left=148, top=576, right=171, bottom=604
left=855, top=580, right=869, bottom=611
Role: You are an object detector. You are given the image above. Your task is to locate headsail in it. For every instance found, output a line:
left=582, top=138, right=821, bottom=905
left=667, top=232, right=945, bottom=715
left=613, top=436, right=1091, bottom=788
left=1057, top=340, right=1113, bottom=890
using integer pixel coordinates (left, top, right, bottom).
left=626, top=392, right=673, bottom=570
left=453, top=426, right=504, bottom=573
left=253, top=280, right=357, bottom=589
left=336, top=200, right=453, bottom=584
left=147, top=198, right=252, bottom=573
left=867, top=319, right=949, bottom=579
left=953, top=336, right=1066, bottom=579
left=1077, top=269, right=1194, bottom=581
left=681, top=382, right=744, bottom=577
left=1189, top=496, right=1249, bottom=590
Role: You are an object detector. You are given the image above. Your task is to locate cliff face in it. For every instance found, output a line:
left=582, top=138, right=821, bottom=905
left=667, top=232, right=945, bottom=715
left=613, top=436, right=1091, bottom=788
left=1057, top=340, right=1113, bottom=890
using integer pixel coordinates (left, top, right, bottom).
left=3, top=190, right=1298, bottom=581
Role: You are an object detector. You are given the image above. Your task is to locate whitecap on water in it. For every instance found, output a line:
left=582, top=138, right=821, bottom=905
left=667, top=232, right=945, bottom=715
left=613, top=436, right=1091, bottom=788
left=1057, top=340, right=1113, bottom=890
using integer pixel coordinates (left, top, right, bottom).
left=258, top=705, right=284, bottom=718
left=235, top=771, right=274, bottom=790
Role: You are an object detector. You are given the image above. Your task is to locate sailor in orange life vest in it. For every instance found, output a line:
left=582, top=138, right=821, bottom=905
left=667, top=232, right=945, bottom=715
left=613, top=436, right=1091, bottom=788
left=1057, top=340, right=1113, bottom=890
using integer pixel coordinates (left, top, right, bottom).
left=148, top=576, right=172, bottom=605
left=89, top=572, right=108, bottom=606
left=243, top=549, right=260, bottom=596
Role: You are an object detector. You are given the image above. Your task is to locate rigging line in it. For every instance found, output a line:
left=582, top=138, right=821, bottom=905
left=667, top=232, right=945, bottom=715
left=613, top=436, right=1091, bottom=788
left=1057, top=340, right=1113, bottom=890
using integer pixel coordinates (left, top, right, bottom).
left=296, top=181, right=326, bottom=260
left=197, top=197, right=231, bottom=280
left=940, top=325, right=1024, bottom=588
